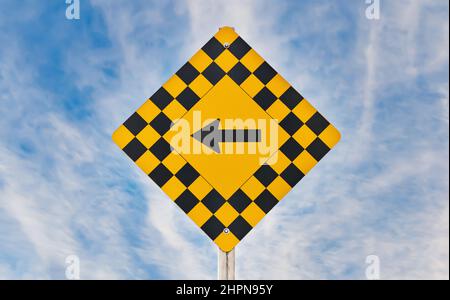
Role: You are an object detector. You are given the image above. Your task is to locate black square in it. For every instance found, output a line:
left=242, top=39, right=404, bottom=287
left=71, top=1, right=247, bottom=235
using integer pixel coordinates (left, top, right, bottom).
left=253, top=62, right=277, bottom=85
left=123, top=112, right=147, bottom=136
left=201, top=215, right=225, bottom=240
left=202, top=190, right=226, bottom=213
left=123, top=138, right=147, bottom=161
left=151, top=87, right=173, bottom=110
left=228, top=37, right=251, bottom=59
left=176, top=62, right=200, bottom=85
left=306, top=112, right=330, bottom=135
left=280, top=138, right=304, bottom=161
left=202, top=37, right=224, bottom=60
left=228, top=189, right=252, bottom=213
left=176, top=87, right=200, bottom=110
left=228, top=62, right=251, bottom=85
left=150, top=112, right=172, bottom=136
left=149, top=138, right=172, bottom=161
left=175, top=190, right=199, bottom=213
left=175, top=164, right=200, bottom=186
left=254, top=165, right=278, bottom=186
left=228, top=216, right=252, bottom=240
left=203, top=62, right=226, bottom=85
left=149, top=164, right=173, bottom=187
left=254, top=190, right=278, bottom=214
left=280, top=112, right=303, bottom=136
left=306, top=138, right=330, bottom=161
left=280, top=164, right=304, bottom=187
left=279, top=87, right=303, bottom=110
left=254, top=87, right=277, bottom=110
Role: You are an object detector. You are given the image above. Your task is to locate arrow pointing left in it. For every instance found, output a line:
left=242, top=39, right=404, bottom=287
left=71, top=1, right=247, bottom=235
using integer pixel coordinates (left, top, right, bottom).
left=192, top=119, right=261, bottom=153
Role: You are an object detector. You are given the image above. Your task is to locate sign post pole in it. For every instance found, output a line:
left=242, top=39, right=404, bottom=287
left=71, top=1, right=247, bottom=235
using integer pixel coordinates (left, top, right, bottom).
left=218, top=248, right=235, bottom=280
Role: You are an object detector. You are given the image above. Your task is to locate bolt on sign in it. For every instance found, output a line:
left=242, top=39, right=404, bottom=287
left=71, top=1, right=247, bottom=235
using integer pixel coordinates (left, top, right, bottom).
left=112, top=27, right=340, bottom=252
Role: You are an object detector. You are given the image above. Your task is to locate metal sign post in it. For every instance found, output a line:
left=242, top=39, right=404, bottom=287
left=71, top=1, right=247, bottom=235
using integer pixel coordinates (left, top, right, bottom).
left=218, top=248, right=235, bottom=280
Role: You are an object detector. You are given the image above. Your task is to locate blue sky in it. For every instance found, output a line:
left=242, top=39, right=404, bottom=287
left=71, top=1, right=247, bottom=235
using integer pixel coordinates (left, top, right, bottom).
left=0, top=0, right=448, bottom=279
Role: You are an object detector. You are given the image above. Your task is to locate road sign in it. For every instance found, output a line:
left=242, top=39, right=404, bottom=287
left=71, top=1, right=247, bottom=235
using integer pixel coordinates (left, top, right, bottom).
left=112, top=27, right=340, bottom=252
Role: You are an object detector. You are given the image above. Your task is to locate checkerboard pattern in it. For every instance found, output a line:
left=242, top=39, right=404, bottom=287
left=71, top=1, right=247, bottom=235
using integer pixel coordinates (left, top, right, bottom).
left=112, top=27, right=340, bottom=252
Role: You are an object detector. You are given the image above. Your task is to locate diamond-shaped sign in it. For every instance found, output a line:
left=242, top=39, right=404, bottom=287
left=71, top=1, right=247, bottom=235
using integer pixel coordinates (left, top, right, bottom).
left=112, top=27, right=340, bottom=252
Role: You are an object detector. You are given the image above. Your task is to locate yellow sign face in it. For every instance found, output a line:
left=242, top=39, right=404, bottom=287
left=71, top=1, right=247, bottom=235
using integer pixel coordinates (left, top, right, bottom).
left=112, top=27, right=340, bottom=252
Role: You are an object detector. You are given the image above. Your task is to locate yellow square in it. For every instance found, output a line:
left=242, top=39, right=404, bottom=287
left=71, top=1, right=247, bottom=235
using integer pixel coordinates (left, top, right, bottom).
left=267, top=176, right=291, bottom=200
left=293, top=151, right=317, bottom=175
left=136, top=125, right=160, bottom=149
left=162, top=152, right=186, bottom=173
left=170, top=76, right=275, bottom=199
left=240, top=49, right=264, bottom=72
left=214, top=231, right=239, bottom=252
left=241, top=203, right=265, bottom=227
left=293, top=99, right=317, bottom=122
left=189, top=74, right=213, bottom=98
left=188, top=203, right=213, bottom=227
left=163, top=75, right=187, bottom=98
left=266, top=100, right=290, bottom=122
left=214, top=50, right=238, bottom=73
left=266, top=74, right=290, bottom=98
left=240, top=74, right=264, bottom=97
left=215, top=26, right=238, bottom=45
left=214, top=203, right=239, bottom=227
left=241, top=176, right=266, bottom=200
left=319, top=124, right=341, bottom=149
left=189, top=50, right=213, bottom=73
left=267, top=152, right=291, bottom=174
left=162, top=100, right=187, bottom=121
left=276, top=126, right=291, bottom=150
left=135, top=151, right=159, bottom=175
left=189, top=177, right=213, bottom=200
left=137, top=99, right=160, bottom=123
left=112, top=125, right=134, bottom=149
left=162, top=177, right=186, bottom=200
left=294, top=125, right=317, bottom=148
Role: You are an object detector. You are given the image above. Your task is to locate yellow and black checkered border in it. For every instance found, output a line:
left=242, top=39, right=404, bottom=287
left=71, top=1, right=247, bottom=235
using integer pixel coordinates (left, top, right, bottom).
left=112, top=27, right=341, bottom=252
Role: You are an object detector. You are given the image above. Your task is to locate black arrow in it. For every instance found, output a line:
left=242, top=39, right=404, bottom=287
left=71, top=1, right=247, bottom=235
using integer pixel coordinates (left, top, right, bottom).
left=192, top=120, right=261, bottom=153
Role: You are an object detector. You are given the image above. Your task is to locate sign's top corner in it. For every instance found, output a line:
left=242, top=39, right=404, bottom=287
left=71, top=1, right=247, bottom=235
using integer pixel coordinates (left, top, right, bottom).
left=219, top=26, right=235, bottom=31
left=215, top=26, right=238, bottom=47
